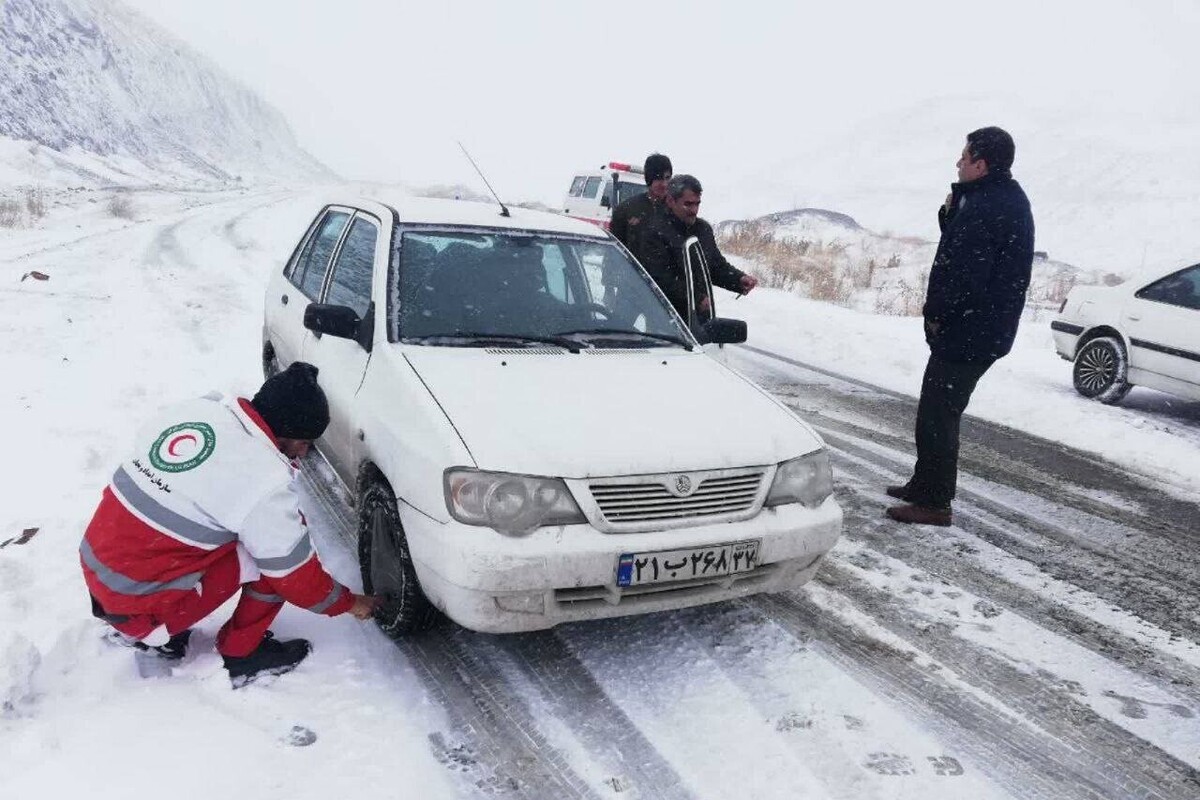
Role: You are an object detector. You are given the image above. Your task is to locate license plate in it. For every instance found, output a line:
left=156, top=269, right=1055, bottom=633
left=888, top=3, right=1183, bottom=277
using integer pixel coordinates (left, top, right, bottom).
left=616, top=540, right=761, bottom=587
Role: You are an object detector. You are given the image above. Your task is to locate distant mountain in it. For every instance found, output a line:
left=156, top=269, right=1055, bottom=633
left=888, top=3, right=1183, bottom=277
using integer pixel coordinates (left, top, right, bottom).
left=723, top=97, right=1200, bottom=274
left=0, top=0, right=333, bottom=187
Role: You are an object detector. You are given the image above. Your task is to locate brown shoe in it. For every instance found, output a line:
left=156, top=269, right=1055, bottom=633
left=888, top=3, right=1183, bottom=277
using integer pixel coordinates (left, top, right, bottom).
left=885, top=485, right=911, bottom=500
left=886, top=503, right=952, bottom=527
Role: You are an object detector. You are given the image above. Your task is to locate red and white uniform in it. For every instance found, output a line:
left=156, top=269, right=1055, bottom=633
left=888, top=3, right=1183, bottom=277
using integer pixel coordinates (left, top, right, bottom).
left=81, top=392, right=352, bottom=656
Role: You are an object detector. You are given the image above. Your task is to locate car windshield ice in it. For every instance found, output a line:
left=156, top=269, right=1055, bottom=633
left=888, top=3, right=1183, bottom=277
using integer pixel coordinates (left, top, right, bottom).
left=393, top=230, right=692, bottom=349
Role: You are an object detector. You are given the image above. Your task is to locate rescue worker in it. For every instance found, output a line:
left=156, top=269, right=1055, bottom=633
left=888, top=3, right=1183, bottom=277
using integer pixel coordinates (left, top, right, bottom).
left=610, top=152, right=673, bottom=260
left=81, top=362, right=380, bottom=687
left=638, top=174, right=759, bottom=325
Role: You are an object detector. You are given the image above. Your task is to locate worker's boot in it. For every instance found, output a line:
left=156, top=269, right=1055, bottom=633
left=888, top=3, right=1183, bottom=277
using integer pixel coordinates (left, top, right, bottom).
left=222, top=631, right=312, bottom=688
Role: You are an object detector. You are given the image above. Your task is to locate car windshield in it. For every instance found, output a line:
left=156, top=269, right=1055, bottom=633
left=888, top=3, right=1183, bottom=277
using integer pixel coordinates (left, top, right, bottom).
left=392, top=229, right=692, bottom=349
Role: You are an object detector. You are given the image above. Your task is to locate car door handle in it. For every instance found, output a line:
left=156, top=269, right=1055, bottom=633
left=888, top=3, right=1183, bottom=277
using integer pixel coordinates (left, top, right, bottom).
left=281, top=294, right=289, bottom=305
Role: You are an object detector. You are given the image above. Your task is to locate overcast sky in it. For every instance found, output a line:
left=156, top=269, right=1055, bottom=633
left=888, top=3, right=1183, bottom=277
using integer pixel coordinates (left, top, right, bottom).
left=123, top=0, right=1200, bottom=217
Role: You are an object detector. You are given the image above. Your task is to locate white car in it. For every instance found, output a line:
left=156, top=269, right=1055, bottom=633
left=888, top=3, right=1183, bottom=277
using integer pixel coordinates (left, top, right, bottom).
left=1052, top=262, right=1200, bottom=404
left=562, top=161, right=647, bottom=230
left=262, top=194, right=842, bottom=635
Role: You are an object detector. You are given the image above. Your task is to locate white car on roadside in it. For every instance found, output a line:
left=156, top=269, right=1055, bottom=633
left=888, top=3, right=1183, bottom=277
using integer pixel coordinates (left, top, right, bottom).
left=1052, top=262, right=1200, bottom=404
left=261, top=194, right=842, bottom=635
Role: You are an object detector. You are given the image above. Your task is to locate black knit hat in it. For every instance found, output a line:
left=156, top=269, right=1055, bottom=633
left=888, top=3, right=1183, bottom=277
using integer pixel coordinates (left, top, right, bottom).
left=251, top=362, right=330, bottom=441
left=644, top=153, right=673, bottom=185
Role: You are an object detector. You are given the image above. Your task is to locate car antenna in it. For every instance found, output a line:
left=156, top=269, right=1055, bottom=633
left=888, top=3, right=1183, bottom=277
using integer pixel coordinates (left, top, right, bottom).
left=457, top=141, right=510, bottom=217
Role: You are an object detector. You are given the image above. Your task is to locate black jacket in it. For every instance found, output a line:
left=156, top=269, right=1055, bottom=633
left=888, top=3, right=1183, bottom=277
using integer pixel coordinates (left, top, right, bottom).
left=638, top=212, right=746, bottom=320
left=610, top=192, right=663, bottom=260
left=924, top=169, right=1034, bottom=363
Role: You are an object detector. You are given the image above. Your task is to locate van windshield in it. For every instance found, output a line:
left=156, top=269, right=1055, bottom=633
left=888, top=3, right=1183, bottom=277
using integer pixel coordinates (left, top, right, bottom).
left=393, top=230, right=692, bottom=349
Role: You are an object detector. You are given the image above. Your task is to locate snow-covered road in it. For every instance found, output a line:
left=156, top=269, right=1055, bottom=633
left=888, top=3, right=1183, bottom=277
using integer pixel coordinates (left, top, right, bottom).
left=2, top=190, right=1198, bottom=800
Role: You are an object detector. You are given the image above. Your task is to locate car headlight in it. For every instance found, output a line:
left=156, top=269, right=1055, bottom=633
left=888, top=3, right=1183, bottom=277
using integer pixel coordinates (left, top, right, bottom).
left=444, top=469, right=586, bottom=536
left=764, top=451, right=833, bottom=509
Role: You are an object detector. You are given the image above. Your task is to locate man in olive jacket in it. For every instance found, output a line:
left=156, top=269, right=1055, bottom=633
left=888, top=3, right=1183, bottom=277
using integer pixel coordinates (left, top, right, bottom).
left=887, top=127, right=1034, bottom=526
left=610, top=152, right=672, bottom=261
left=637, top=174, right=758, bottom=325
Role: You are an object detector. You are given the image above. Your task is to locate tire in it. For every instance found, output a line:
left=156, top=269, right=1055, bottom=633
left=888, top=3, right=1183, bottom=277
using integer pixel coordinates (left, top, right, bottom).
left=1073, top=336, right=1132, bottom=404
left=357, top=475, right=440, bottom=637
left=262, top=341, right=280, bottom=379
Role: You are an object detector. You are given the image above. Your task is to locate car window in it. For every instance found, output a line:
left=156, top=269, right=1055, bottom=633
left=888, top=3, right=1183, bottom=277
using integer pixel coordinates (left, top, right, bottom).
left=283, top=214, right=322, bottom=280
left=617, top=181, right=648, bottom=205
left=1137, top=265, right=1200, bottom=311
left=568, top=176, right=587, bottom=197
left=583, top=177, right=603, bottom=199
left=292, top=210, right=351, bottom=299
left=394, top=230, right=687, bottom=344
left=325, top=216, right=377, bottom=318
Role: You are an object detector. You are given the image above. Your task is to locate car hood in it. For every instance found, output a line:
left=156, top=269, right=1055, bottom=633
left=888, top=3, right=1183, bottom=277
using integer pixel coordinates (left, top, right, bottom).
left=402, top=347, right=822, bottom=478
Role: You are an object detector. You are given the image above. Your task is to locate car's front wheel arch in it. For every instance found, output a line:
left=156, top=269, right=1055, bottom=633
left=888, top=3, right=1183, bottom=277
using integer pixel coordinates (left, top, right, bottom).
left=356, top=465, right=440, bottom=638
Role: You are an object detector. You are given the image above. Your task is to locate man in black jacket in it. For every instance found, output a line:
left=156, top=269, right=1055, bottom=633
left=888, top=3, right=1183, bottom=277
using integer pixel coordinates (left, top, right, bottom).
left=887, top=127, right=1034, bottom=526
left=610, top=153, right=672, bottom=260
left=638, top=174, right=758, bottom=325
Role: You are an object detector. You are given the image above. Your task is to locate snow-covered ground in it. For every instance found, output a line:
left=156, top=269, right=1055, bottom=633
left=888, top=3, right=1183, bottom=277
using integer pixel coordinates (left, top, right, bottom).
left=2, top=189, right=1198, bottom=799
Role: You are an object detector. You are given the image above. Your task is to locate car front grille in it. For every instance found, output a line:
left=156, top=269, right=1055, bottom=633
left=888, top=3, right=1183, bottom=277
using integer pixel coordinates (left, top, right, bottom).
left=587, top=469, right=766, bottom=525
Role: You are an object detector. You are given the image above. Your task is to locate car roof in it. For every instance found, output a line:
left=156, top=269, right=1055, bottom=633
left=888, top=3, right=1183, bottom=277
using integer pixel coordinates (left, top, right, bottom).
left=329, top=193, right=607, bottom=238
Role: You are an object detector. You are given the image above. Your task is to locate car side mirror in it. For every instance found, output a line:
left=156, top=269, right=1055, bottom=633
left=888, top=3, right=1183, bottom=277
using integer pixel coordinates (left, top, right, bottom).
left=697, top=317, right=747, bottom=345
left=304, top=302, right=369, bottom=348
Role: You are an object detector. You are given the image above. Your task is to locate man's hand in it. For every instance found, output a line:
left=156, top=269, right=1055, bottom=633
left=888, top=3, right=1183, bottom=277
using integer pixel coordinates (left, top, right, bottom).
left=739, top=274, right=759, bottom=294
left=698, top=295, right=712, bottom=314
left=349, top=594, right=383, bottom=620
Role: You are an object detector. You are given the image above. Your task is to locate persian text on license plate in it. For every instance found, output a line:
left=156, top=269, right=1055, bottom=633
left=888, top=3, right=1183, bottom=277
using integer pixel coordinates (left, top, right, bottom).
left=616, top=540, right=761, bottom=588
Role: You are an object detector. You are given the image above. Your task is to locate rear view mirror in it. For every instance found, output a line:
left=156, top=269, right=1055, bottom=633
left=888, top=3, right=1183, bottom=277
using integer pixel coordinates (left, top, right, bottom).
left=697, top=317, right=747, bottom=345
left=304, top=303, right=368, bottom=347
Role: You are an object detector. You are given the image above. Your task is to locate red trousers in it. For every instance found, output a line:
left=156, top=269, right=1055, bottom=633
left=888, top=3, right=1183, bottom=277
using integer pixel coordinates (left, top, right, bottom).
left=104, top=548, right=285, bottom=658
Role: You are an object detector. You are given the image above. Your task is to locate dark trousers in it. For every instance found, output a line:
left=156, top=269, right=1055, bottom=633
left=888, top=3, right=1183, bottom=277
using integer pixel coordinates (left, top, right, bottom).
left=906, top=355, right=994, bottom=509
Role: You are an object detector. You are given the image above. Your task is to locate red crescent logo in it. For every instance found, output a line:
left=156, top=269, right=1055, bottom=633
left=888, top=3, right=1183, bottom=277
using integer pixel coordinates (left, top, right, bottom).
left=167, top=433, right=198, bottom=457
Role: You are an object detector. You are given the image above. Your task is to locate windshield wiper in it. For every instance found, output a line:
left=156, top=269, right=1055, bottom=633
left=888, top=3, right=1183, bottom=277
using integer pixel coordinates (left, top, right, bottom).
left=555, top=328, right=693, bottom=350
left=403, top=332, right=587, bottom=353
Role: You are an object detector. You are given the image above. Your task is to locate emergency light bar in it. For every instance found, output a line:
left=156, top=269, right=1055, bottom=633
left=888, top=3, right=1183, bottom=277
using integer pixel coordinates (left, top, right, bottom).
left=605, top=161, right=644, bottom=174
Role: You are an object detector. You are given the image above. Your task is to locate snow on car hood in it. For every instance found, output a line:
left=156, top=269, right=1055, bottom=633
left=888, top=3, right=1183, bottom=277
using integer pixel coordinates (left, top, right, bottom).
left=402, top=347, right=822, bottom=478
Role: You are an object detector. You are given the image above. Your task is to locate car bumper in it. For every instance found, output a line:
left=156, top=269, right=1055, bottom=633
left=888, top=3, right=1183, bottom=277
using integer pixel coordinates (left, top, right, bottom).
left=402, top=499, right=842, bottom=633
left=1050, top=320, right=1084, bottom=361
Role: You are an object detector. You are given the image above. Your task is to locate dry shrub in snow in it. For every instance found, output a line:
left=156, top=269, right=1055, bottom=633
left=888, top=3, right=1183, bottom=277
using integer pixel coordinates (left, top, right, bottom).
left=24, top=187, right=46, bottom=220
left=108, top=193, right=135, bottom=219
left=0, top=198, right=21, bottom=228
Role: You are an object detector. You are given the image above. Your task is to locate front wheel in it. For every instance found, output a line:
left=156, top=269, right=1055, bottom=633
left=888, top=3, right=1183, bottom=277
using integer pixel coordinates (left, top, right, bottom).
left=357, top=476, right=439, bottom=638
left=1073, top=336, right=1132, bottom=404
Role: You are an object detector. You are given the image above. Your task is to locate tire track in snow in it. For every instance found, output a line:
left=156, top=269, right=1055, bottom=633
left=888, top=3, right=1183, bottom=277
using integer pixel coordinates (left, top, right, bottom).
left=789, top=565, right=1200, bottom=799
left=757, top=589, right=1174, bottom=800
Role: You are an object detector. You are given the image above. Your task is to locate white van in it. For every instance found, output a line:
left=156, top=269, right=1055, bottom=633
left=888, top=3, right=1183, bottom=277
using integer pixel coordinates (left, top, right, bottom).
left=263, top=194, right=842, bottom=635
left=562, top=162, right=649, bottom=230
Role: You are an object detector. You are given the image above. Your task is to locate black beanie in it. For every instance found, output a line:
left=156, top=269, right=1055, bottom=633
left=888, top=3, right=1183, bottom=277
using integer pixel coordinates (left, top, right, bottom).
left=251, top=362, right=330, bottom=441
left=644, top=153, right=672, bottom=185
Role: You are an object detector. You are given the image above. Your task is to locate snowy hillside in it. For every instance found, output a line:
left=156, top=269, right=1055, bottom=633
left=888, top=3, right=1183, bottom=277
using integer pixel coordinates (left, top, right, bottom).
left=0, top=0, right=333, bottom=187
left=723, top=97, right=1200, bottom=276
left=717, top=207, right=1086, bottom=316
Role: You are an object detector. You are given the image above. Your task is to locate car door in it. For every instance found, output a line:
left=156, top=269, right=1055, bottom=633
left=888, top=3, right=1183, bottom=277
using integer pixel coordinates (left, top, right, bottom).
left=270, top=207, right=353, bottom=369
left=1123, top=264, right=1200, bottom=390
left=684, top=237, right=733, bottom=365
left=300, top=210, right=383, bottom=485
